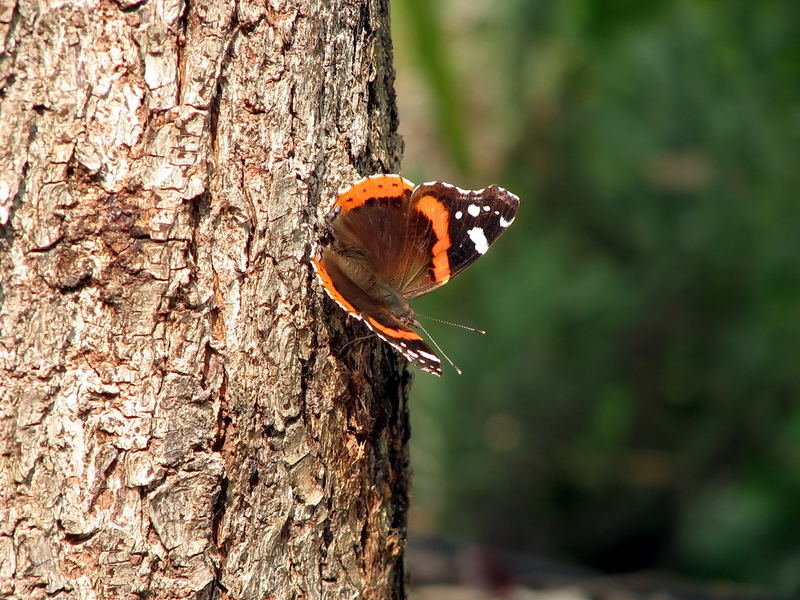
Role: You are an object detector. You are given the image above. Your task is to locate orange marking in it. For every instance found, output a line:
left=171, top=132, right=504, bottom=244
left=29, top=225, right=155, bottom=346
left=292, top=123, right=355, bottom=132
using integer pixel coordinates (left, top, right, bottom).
left=313, top=258, right=359, bottom=315
left=367, top=317, right=423, bottom=341
left=415, top=195, right=451, bottom=283
left=335, top=175, right=413, bottom=212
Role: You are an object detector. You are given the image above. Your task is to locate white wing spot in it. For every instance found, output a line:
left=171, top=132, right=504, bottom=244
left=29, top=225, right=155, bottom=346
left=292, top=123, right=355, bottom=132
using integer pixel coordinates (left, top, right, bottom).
left=494, top=210, right=500, bottom=215
left=499, top=215, right=515, bottom=228
left=455, top=210, right=463, bottom=220
left=467, top=227, right=489, bottom=254
left=418, top=350, right=439, bottom=362
left=483, top=205, right=491, bottom=211
left=467, top=204, right=480, bottom=217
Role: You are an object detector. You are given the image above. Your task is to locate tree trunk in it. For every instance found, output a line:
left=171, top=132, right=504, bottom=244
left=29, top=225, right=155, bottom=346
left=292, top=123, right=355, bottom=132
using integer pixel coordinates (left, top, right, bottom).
left=0, top=1, right=409, bottom=598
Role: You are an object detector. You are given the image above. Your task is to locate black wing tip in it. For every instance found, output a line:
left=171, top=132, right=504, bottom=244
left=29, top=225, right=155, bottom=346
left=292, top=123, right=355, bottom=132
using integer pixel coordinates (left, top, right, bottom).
left=418, top=362, right=443, bottom=376
left=408, top=353, right=443, bottom=377
left=415, top=181, right=520, bottom=207
left=369, top=329, right=444, bottom=376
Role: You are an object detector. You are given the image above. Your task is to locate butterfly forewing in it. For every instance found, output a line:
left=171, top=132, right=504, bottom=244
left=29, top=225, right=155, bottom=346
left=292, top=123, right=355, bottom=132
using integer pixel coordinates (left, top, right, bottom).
left=400, top=182, right=519, bottom=299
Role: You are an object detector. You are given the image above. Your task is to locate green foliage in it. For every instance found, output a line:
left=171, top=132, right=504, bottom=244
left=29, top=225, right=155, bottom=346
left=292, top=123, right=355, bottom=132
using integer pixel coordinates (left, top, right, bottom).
left=392, top=0, right=471, bottom=173
left=394, top=0, right=800, bottom=593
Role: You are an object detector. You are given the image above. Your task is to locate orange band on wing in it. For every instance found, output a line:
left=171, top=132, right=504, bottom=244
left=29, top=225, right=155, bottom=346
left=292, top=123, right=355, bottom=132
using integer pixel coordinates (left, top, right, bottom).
left=313, top=258, right=359, bottom=315
left=367, top=317, right=423, bottom=341
left=415, top=195, right=451, bottom=283
left=336, top=175, right=414, bottom=212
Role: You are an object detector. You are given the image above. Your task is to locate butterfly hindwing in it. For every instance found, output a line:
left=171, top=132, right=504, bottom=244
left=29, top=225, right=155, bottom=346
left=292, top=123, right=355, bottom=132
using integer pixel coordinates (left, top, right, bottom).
left=325, top=175, right=415, bottom=285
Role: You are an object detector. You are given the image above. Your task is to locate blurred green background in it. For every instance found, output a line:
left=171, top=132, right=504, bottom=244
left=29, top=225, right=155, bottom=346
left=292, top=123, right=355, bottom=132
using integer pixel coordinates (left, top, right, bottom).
left=391, top=0, right=800, bottom=593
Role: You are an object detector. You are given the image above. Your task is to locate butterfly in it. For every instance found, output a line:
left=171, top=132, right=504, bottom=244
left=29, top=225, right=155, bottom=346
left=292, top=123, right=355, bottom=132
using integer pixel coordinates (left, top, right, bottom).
left=312, top=175, right=519, bottom=375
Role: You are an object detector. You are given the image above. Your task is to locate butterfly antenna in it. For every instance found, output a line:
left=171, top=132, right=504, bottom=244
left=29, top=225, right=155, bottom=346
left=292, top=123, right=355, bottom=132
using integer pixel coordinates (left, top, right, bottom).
left=414, top=321, right=462, bottom=375
left=416, top=313, right=486, bottom=335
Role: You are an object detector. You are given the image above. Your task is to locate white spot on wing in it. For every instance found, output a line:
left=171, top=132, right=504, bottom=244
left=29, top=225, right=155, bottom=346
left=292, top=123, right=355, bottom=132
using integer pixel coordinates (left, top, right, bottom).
left=467, top=227, right=489, bottom=254
left=483, top=205, right=491, bottom=211
left=499, top=215, right=515, bottom=228
left=418, top=350, right=439, bottom=362
left=467, top=204, right=480, bottom=217
left=455, top=210, right=463, bottom=220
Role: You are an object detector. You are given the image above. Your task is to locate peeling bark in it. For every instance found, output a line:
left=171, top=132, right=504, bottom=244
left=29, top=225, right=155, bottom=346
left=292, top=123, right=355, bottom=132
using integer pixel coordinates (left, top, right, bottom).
left=0, top=0, right=409, bottom=598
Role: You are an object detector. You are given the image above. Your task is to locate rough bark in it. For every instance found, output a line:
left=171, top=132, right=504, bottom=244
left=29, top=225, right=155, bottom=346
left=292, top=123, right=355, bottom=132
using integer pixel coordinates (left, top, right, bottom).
left=0, top=0, right=410, bottom=598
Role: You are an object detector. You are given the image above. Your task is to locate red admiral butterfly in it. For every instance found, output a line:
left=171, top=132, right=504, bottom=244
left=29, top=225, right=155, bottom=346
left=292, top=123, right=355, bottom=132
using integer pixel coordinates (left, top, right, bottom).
left=312, top=174, right=519, bottom=376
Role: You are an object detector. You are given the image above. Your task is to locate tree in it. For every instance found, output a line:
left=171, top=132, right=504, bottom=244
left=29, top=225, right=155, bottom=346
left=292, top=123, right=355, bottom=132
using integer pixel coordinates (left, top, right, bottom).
left=0, top=0, right=410, bottom=598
